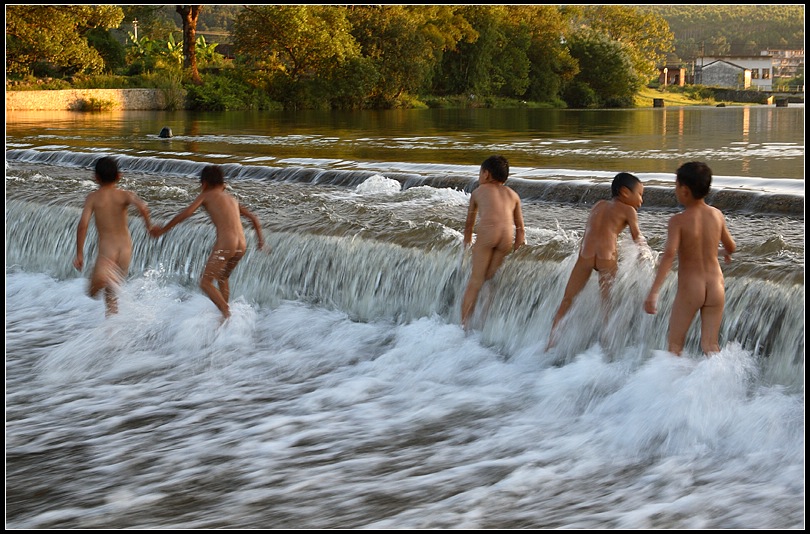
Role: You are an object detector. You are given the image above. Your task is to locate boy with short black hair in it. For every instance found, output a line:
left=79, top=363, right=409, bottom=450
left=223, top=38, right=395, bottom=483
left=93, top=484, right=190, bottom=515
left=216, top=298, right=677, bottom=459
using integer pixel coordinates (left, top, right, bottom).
left=460, top=155, right=526, bottom=329
left=150, top=165, right=265, bottom=319
left=644, top=161, right=736, bottom=356
left=73, top=156, right=152, bottom=316
left=547, top=172, right=644, bottom=349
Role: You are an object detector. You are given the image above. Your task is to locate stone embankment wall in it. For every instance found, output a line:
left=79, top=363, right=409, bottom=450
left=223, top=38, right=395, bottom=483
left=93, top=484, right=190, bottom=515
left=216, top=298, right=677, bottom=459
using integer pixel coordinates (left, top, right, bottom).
left=6, top=89, right=165, bottom=111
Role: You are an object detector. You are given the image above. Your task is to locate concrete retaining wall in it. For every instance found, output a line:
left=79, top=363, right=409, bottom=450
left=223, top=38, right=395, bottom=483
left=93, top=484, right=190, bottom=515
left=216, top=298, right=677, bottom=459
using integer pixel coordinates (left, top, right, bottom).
left=6, top=88, right=166, bottom=111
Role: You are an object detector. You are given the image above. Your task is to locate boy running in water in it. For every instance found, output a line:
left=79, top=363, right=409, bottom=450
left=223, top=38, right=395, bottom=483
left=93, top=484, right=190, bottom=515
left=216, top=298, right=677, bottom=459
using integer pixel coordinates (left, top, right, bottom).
left=150, top=165, right=265, bottom=319
left=73, top=156, right=152, bottom=316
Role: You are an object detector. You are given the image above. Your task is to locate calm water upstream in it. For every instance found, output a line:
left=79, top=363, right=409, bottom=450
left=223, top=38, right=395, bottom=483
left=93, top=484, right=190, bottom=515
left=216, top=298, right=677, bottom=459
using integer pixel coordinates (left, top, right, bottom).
left=5, top=105, right=804, bottom=528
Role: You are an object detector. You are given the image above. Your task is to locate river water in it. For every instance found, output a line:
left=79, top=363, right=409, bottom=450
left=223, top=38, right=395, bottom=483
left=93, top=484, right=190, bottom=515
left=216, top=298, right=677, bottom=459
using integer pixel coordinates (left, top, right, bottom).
left=5, top=105, right=804, bottom=528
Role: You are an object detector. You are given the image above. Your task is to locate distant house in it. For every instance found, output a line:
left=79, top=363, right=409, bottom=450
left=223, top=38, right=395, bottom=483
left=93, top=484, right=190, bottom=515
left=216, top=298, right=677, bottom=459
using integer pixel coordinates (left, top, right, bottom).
left=658, top=64, right=686, bottom=87
left=695, top=60, right=750, bottom=89
left=697, top=55, right=773, bottom=90
left=765, top=48, right=804, bottom=79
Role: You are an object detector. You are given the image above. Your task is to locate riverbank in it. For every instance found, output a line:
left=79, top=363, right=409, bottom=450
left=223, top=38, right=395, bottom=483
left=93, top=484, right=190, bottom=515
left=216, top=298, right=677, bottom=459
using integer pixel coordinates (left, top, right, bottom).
left=6, top=86, right=790, bottom=112
left=635, top=86, right=716, bottom=107
left=5, top=88, right=702, bottom=112
left=5, top=88, right=166, bottom=111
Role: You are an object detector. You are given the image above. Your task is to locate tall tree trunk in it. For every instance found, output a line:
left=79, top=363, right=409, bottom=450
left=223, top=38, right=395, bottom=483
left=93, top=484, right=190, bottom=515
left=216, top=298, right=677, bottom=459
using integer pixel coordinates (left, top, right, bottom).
left=176, top=5, right=202, bottom=85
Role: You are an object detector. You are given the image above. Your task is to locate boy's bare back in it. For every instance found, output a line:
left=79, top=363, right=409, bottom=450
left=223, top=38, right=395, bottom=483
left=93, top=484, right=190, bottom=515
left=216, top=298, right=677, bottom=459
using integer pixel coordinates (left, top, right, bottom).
left=580, top=199, right=641, bottom=263
left=466, top=182, right=524, bottom=250
left=199, top=187, right=249, bottom=252
left=75, top=184, right=150, bottom=273
left=666, top=203, right=731, bottom=279
left=84, top=188, right=146, bottom=251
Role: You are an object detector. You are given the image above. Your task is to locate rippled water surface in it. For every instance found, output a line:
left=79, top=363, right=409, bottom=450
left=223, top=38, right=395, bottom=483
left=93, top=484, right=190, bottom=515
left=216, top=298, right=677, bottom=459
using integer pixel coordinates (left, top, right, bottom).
left=6, top=105, right=804, bottom=529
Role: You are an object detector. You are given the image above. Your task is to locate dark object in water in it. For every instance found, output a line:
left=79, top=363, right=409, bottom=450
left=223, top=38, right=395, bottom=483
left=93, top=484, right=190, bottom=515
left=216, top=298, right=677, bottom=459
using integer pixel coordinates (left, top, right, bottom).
left=159, top=127, right=173, bottom=138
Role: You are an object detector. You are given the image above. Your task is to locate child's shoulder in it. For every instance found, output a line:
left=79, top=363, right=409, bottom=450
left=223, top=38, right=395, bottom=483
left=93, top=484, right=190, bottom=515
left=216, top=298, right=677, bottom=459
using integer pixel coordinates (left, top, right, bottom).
left=607, top=198, right=636, bottom=214
left=590, top=198, right=610, bottom=212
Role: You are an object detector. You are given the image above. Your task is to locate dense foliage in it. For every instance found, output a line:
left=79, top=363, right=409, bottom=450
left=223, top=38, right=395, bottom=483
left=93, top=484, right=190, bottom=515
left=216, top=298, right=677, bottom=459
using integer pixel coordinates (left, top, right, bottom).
left=639, top=5, right=805, bottom=59
left=6, top=6, right=124, bottom=77
left=5, top=5, right=804, bottom=111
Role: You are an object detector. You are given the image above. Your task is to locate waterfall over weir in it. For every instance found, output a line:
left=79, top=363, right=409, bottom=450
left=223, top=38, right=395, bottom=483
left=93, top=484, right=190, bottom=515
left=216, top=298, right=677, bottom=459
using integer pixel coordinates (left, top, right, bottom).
left=6, top=198, right=804, bottom=391
left=5, top=106, right=804, bottom=529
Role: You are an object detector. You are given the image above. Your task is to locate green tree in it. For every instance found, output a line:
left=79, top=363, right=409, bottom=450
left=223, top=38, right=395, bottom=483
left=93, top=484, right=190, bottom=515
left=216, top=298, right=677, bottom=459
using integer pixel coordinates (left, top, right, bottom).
left=195, top=5, right=242, bottom=32
left=6, top=5, right=124, bottom=77
left=565, top=30, right=642, bottom=108
left=349, top=5, right=474, bottom=106
left=520, top=5, right=578, bottom=103
left=438, top=6, right=536, bottom=98
left=233, top=6, right=358, bottom=81
left=573, top=5, right=673, bottom=82
left=232, top=5, right=367, bottom=108
left=86, top=27, right=127, bottom=73
left=232, top=5, right=360, bottom=108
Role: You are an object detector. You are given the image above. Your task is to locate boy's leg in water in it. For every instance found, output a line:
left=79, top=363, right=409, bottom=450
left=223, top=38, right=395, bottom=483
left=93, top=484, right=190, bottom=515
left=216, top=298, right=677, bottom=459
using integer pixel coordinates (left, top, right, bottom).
left=699, top=283, right=725, bottom=355
left=90, top=256, right=124, bottom=316
left=217, top=250, right=244, bottom=303
left=200, top=249, right=233, bottom=318
left=548, top=256, right=593, bottom=349
left=461, top=244, right=494, bottom=328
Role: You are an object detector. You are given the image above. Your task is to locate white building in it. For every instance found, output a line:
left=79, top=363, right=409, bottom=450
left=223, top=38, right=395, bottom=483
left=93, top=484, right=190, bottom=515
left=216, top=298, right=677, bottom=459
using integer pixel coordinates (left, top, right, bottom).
left=697, top=55, right=773, bottom=90
left=764, top=48, right=804, bottom=79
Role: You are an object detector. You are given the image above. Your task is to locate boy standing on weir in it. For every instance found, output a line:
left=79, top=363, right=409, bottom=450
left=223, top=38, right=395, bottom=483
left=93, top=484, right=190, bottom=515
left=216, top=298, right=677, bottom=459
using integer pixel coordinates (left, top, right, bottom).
left=644, top=161, right=736, bottom=356
left=546, top=172, right=644, bottom=349
left=460, top=155, right=526, bottom=330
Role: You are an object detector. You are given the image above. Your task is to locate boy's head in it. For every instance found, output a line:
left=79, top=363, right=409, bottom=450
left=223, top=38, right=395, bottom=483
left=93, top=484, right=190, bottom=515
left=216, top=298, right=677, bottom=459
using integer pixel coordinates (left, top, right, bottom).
left=95, top=156, right=119, bottom=184
left=611, top=172, right=641, bottom=198
left=480, top=155, right=509, bottom=183
left=676, top=161, right=712, bottom=199
left=200, top=165, right=225, bottom=187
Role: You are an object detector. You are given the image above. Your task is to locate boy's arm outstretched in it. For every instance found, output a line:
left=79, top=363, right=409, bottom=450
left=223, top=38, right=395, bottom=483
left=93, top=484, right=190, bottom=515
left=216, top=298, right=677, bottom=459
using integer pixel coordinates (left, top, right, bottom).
left=129, top=192, right=152, bottom=231
left=644, top=217, right=680, bottom=314
left=240, top=204, right=265, bottom=250
left=150, top=194, right=204, bottom=238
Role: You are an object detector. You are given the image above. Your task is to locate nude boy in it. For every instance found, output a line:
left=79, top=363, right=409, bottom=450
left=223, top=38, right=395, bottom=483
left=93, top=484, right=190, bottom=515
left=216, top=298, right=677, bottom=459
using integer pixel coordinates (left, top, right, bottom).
left=547, top=172, right=644, bottom=349
left=74, top=156, right=152, bottom=316
left=150, top=165, right=265, bottom=319
left=644, top=161, right=736, bottom=356
left=460, top=155, right=525, bottom=329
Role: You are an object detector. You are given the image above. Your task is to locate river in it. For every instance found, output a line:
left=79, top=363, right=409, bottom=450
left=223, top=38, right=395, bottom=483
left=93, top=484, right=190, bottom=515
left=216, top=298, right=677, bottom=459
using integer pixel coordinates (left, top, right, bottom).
left=5, top=105, right=804, bottom=528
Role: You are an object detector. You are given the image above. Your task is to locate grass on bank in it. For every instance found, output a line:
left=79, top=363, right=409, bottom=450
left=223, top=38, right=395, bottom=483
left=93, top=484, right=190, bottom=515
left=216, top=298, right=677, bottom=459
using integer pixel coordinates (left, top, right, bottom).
left=634, top=85, right=718, bottom=107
